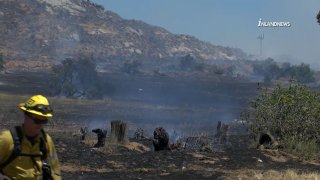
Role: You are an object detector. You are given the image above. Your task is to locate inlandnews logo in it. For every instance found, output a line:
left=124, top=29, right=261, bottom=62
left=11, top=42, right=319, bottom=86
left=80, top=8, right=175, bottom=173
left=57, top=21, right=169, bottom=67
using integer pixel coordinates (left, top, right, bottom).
left=258, top=18, right=291, bottom=27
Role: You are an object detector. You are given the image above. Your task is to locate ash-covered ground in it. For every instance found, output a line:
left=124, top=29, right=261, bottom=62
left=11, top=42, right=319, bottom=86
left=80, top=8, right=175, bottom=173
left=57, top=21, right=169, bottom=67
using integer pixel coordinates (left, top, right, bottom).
left=48, top=125, right=320, bottom=180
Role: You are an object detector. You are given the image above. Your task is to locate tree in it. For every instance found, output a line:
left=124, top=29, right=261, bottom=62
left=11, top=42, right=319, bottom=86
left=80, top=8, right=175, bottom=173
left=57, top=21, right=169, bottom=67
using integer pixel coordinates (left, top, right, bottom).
left=280, top=62, right=291, bottom=77
left=290, top=63, right=314, bottom=83
left=179, top=54, right=196, bottom=71
left=253, top=58, right=281, bottom=82
left=210, top=65, right=224, bottom=75
left=51, top=57, right=102, bottom=99
left=122, top=60, right=142, bottom=74
left=224, top=65, right=235, bottom=77
left=252, top=59, right=314, bottom=84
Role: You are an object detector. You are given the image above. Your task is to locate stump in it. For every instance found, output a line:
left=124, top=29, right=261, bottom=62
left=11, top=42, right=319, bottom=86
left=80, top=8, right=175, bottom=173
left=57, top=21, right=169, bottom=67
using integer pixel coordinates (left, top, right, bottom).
left=111, top=120, right=129, bottom=144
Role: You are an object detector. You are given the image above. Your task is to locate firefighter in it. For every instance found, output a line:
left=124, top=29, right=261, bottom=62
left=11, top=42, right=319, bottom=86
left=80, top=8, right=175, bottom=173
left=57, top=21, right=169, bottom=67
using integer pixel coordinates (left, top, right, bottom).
left=0, top=95, right=61, bottom=180
left=153, top=127, right=169, bottom=151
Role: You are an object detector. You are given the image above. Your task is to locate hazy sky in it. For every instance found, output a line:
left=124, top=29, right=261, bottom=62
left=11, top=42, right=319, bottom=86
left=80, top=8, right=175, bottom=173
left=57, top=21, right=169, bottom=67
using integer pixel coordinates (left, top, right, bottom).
left=93, top=0, right=320, bottom=69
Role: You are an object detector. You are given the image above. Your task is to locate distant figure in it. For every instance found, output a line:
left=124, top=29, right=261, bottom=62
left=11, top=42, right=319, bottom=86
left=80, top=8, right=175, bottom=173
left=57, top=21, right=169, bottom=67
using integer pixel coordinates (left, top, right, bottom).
left=80, top=126, right=88, bottom=142
left=153, top=127, right=169, bottom=151
left=134, top=128, right=144, bottom=140
left=92, top=128, right=107, bottom=147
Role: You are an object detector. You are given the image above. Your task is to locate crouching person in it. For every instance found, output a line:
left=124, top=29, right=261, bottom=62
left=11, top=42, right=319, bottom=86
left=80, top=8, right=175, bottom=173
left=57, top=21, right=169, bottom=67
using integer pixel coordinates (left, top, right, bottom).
left=0, top=95, right=61, bottom=180
left=153, top=127, right=169, bottom=151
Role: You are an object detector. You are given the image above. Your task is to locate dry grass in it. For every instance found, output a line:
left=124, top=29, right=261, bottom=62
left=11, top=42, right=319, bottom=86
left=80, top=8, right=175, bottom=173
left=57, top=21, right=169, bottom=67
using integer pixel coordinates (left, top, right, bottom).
left=253, top=169, right=320, bottom=180
left=223, top=169, right=320, bottom=180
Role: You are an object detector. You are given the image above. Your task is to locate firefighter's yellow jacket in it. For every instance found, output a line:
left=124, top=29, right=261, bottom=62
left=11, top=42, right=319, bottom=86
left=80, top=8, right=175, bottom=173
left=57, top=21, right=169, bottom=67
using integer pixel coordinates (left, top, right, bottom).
left=0, top=128, right=61, bottom=180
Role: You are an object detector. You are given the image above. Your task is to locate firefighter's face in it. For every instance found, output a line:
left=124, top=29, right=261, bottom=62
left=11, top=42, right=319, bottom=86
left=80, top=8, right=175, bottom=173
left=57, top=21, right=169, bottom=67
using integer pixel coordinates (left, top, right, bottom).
left=28, top=113, right=49, bottom=125
left=24, top=113, right=47, bottom=136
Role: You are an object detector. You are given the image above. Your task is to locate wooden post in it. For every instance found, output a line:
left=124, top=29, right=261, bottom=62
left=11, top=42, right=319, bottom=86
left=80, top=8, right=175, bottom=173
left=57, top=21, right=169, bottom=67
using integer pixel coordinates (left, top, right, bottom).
left=111, top=120, right=129, bottom=144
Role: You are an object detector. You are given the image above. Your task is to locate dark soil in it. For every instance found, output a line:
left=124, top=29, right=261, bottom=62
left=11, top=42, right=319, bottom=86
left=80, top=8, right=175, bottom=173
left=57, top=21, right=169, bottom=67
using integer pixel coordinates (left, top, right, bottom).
left=50, top=128, right=320, bottom=180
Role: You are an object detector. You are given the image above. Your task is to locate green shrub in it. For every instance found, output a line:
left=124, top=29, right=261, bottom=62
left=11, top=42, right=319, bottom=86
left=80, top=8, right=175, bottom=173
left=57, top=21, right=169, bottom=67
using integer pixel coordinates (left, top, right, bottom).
left=242, top=83, right=320, bottom=158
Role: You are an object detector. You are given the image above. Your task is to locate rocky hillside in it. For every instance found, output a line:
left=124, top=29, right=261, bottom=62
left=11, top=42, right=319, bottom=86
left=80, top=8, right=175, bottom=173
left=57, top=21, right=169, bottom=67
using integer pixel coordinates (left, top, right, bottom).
left=0, top=0, right=249, bottom=71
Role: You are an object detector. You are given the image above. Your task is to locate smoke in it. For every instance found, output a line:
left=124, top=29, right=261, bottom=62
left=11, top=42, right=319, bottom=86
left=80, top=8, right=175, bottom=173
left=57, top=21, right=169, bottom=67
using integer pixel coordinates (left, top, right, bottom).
left=40, top=71, right=257, bottom=139
left=86, top=118, right=109, bottom=131
left=80, top=73, right=257, bottom=138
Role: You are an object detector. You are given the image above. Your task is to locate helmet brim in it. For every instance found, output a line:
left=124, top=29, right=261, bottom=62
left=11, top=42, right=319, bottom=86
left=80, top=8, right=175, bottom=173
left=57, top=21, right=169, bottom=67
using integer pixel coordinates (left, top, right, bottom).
left=19, top=104, right=53, bottom=118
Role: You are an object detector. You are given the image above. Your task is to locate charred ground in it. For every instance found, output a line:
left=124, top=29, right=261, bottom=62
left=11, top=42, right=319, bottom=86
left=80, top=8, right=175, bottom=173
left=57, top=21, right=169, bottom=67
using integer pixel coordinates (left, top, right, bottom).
left=51, top=128, right=320, bottom=180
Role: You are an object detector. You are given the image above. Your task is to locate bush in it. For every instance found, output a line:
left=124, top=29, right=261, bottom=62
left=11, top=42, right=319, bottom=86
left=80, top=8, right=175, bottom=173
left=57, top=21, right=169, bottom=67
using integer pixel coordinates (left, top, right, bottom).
left=242, top=83, right=320, bottom=158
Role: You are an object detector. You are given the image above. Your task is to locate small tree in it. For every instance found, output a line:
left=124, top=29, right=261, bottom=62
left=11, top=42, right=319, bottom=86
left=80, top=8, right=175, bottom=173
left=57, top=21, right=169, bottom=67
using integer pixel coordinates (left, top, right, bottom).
left=122, top=60, right=142, bottom=74
left=179, top=54, right=196, bottom=71
left=252, top=59, right=314, bottom=84
left=253, top=58, right=281, bottom=82
left=290, top=63, right=314, bottom=83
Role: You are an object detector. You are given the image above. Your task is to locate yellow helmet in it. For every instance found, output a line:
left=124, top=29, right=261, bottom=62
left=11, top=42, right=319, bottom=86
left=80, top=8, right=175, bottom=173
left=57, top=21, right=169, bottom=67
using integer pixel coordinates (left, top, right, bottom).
left=18, top=95, right=53, bottom=118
